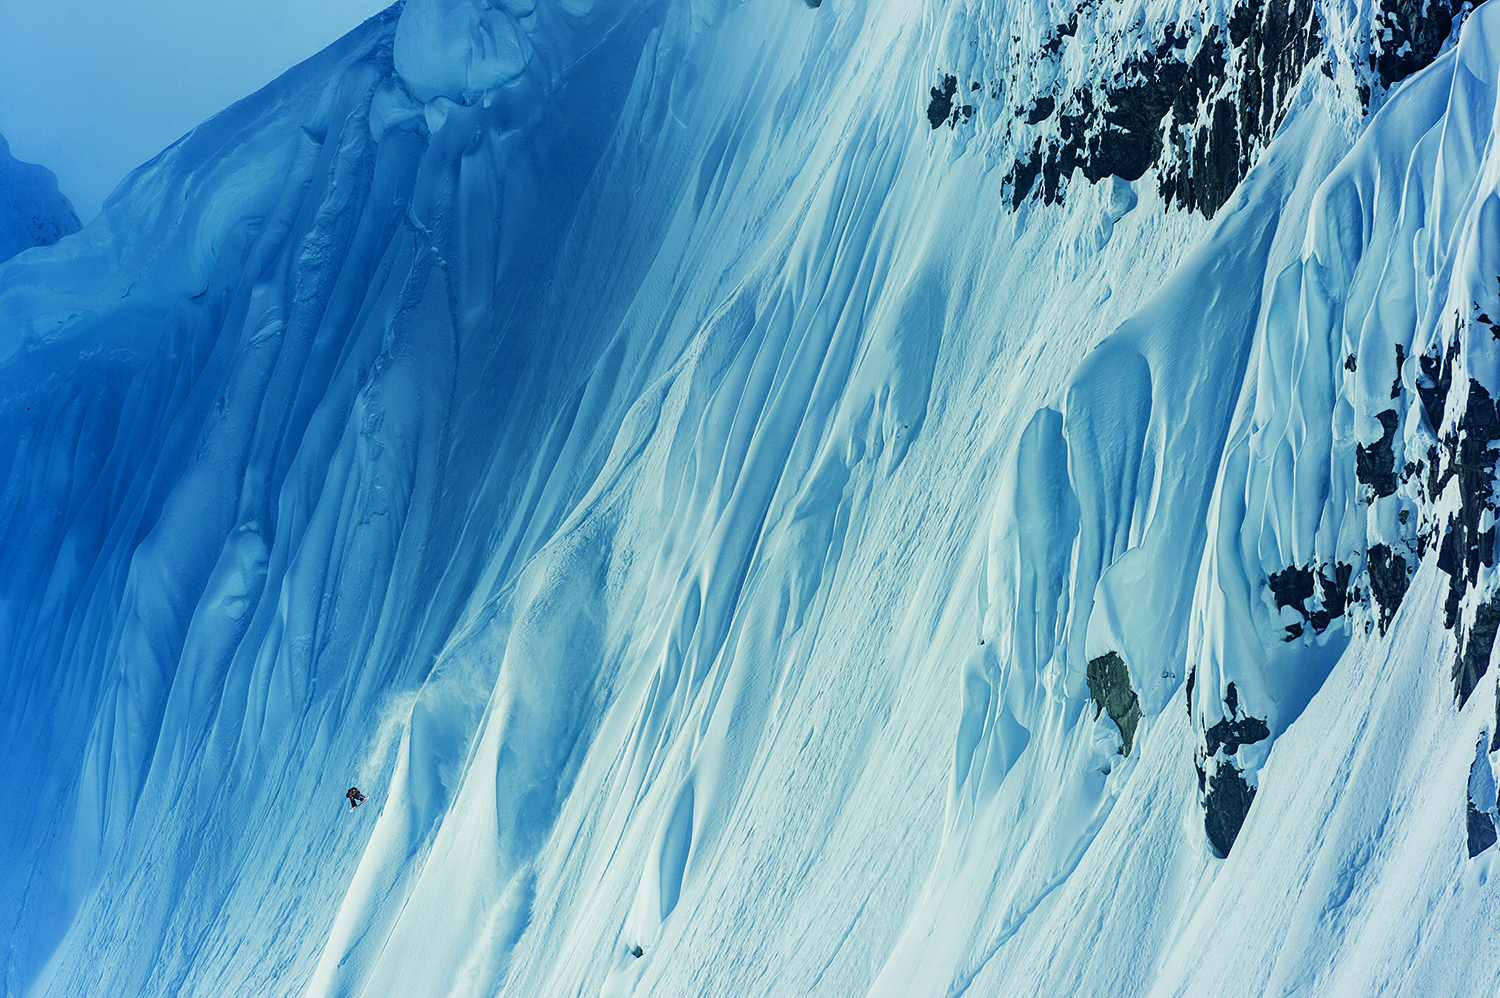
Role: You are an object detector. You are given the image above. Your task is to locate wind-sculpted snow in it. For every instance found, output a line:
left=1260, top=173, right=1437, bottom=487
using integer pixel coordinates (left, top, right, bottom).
left=1188, top=7, right=1500, bottom=854
left=6, top=0, right=1500, bottom=996
left=0, top=134, right=79, bottom=264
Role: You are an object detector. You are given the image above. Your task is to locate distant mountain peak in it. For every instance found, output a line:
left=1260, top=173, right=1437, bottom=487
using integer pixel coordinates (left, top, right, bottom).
left=0, top=133, right=80, bottom=264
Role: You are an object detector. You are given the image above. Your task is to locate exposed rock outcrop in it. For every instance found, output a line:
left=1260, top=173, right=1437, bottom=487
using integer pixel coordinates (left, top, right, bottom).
left=940, top=0, right=1480, bottom=218
left=1087, top=652, right=1142, bottom=755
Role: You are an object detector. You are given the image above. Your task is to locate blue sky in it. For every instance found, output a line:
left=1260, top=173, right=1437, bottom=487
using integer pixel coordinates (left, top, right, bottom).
left=0, top=0, right=391, bottom=220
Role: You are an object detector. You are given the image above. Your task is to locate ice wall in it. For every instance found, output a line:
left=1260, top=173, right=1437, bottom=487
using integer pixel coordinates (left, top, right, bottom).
left=4, top=0, right=1500, bottom=997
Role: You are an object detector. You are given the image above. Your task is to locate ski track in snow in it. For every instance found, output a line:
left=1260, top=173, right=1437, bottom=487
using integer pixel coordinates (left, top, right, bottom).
left=3, top=0, right=1500, bottom=996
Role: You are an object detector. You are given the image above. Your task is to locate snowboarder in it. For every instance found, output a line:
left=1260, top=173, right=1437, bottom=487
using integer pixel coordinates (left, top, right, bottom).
left=346, top=787, right=367, bottom=809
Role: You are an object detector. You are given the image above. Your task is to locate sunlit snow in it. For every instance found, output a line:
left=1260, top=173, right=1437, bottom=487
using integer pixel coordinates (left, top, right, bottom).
left=3, top=1, right=1500, bottom=996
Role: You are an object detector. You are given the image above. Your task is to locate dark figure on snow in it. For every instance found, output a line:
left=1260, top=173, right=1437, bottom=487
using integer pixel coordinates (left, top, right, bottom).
left=346, top=787, right=366, bottom=809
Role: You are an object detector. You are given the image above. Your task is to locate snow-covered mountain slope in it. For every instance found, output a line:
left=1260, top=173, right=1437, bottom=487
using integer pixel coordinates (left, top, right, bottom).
left=3, top=0, right=1500, bottom=996
left=0, top=135, right=79, bottom=264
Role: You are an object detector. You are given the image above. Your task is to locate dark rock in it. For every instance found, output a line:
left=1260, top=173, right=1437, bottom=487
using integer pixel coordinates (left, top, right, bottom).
left=1158, top=0, right=1323, bottom=216
left=1025, top=95, right=1056, bottom=124
left=1269, top=565, right=1315, bottom=612
left=1425, top=444, right=1443, bottom=513
left=1269, top=564, right=1314, bottom=639
left=1438, top=526, right=1465, bottom=630
left=1175, top=63, right=1242, bottom=217
left=1309, top=562, right=1352, bottom=633
left=1367, top=543, right=1409, bottom=631
left=1476, top=302, right=1500, bottom=341
left=926, top=74, right=974, bottom=129
left=1005, top=150, right=1043, bottom=205
left=1042, top=14, right=1079, bottom=57
left=927, top=75, right=958, bottom=130
left=1087, top=651, right=1143, bottom=755
left=1432, top=378, right=1500, bottom=641
left=1456, top=595, right=1500, bottom=709
left=1467, top=800, right=1497, bottom=857
left=1392, top=343, right=1406, bottom=399
left=1097, top=68, right=1187, bottom=183
left=1356, top=408, right=1400, bottom=498
left=1416, top=338, right=1459, bottom=438
left=1370, top=0, right=1476, bottom=90
left=993, top=0, right=1465, bottom=217
left=1267, top=561, right=1354, bottom=637
left=1204, top=762, right=1256, bottom=857
left=1455, top=380, right=1499, bottom=506
left=1204, top=712, right=1270, bottom=757
left=1196, top=682, right=1268, bottom=856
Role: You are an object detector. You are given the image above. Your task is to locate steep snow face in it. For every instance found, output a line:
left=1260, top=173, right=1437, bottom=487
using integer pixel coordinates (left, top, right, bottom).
left=3, top=1, right=1500, bottom=998
left=0, top=134, right=79, bottom=264
left=1186, top=7, right=1500, bottom=855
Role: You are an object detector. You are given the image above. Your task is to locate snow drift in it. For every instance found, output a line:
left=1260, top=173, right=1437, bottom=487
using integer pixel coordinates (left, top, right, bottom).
left=3, top=0, right=1500, bottom=996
